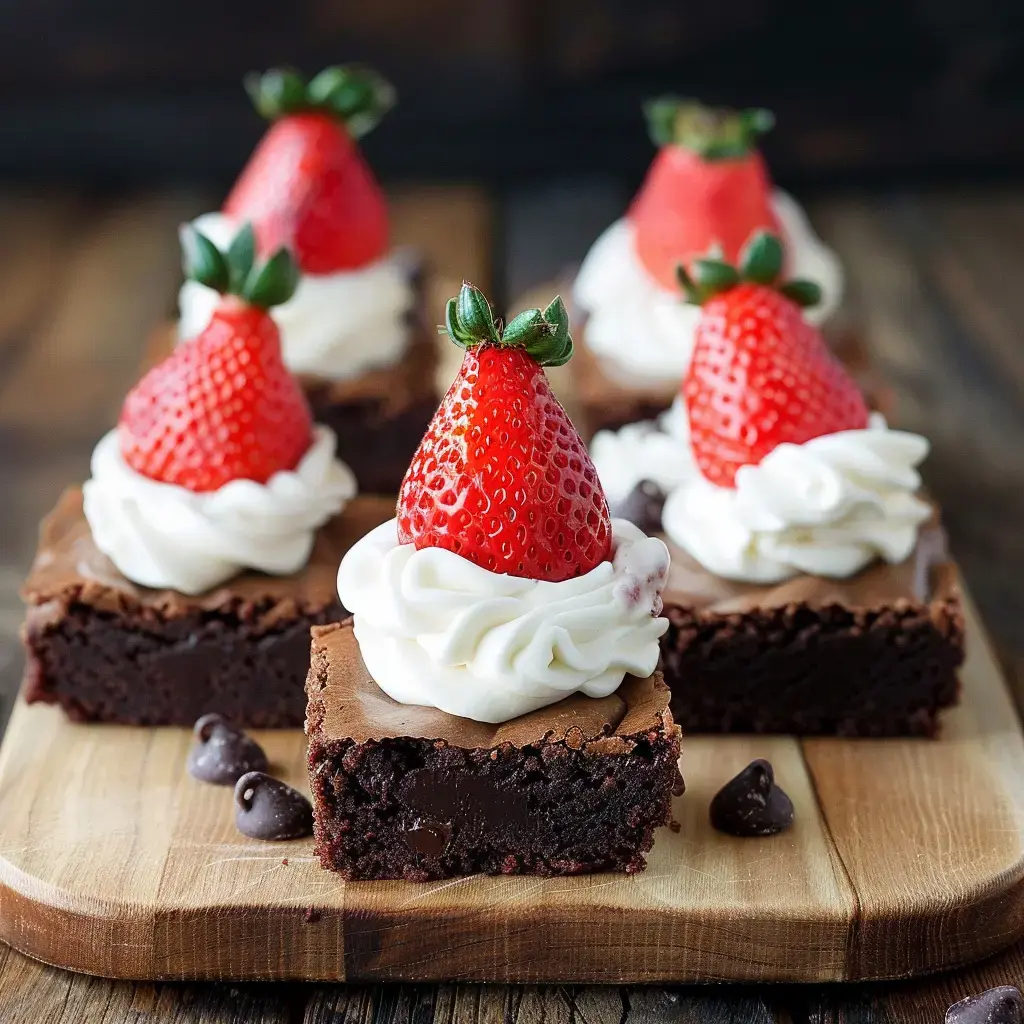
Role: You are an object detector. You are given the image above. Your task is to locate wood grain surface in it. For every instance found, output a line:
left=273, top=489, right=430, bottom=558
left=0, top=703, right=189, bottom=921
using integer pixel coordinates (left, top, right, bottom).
left=0, top=183, right=1022, bottom=1019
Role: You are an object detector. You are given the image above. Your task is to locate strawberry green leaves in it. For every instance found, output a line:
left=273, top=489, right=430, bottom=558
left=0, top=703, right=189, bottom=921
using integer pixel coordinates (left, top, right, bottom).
left=644, top=97, right=774, bottom=159
left=181, top=222, right=299, bottom=310
left=676, top=231, right=822, bottom=309
left=442, top=283, right=574, bottom=368
left=244, top=65, right=395, bottom=138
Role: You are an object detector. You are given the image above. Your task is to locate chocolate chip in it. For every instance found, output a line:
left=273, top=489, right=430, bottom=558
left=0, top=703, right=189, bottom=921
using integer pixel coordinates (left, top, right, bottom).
left=187, top=713, right=268, bottom=785
left=710, top=759, right=794, bottom=837
left=405, top=820, right=451, bottom=857
left=947, top=987, right=1024, bottom=1024
left=609, top=480, right=667, bottom=534
left=234, top=771, right=313, bottom=841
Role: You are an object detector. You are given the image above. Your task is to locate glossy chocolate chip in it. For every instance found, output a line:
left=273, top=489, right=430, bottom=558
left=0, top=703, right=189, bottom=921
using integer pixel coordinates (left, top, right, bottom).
left=187, top=713, right=268, bottom=786
left=609, top=480, right=667, bottom=534
left=710, top=759, right=794, bottom=837
left=947, top=987, right=1024, bottom=1024
left=234, top=771, right=314, bottom=841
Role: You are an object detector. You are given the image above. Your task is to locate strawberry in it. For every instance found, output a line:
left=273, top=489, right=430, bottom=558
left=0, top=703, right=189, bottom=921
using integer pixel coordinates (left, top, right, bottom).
left=224, top=66, right=395, bottom=275
left=680, top=232, right=869, bottom=488
left=120, top=224, right=313, bottom=492
left=630, top=98, right=780, bottom=290
left=397, top=284, right=612, bottom=583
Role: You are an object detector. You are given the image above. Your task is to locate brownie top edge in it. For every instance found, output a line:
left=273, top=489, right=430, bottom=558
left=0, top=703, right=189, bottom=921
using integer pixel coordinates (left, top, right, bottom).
left=21, top=487, right=394, bottom=621
left=307, top=619, right=674, bottom=752
left=661, top=521, right=959, bottom=617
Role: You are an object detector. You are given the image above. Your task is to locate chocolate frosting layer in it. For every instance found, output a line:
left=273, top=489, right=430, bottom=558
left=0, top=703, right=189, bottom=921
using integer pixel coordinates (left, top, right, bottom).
left=306, top=619, right=673, bottom=753
left=22, top=487, right=395, bottom=622
left=662, top=522, right=957, bottom=615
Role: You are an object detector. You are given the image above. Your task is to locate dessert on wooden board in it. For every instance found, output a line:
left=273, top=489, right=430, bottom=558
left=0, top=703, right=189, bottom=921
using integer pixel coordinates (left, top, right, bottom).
left=177, top=66, right=438, bottom=493
left=306, top=284, right=683, bottom=880
left=590, top=234, right=965, bottom=735
left=21, top=229, right=392, bottom=727
left=570, top=98, right=846, bottom=435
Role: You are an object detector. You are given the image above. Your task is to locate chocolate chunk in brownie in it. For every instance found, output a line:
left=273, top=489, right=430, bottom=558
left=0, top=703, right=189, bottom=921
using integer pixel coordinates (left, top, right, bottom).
left=305, top=621, right=684, bottom=881
left=20, top=488, right=395, bottom=727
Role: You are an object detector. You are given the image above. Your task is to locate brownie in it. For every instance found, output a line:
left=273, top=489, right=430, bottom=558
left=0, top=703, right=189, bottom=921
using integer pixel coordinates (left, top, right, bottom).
left=658, top=523, right=965, bottom=737
left=305, top=621, right=684, bottom=881
left=152, top=261, right=439, bottom=495
left=20, top=489, right=395, bottom=727
left=300, top=325, right=438, bottom=495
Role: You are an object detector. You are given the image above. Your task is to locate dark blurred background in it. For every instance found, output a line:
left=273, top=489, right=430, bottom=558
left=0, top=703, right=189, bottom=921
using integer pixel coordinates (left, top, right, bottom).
left=2, top=0, right=1023, bottom=189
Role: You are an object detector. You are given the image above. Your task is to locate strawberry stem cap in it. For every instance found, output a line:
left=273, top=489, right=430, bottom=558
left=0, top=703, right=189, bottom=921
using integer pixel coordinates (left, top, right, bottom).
left=675, top=230, right=822, bottom=310
left=644, top=96, right=774, bottom=159
left=244, top=65, right=395, bottom=138
left=441, top=283, right=573, bottom=368
left=182, top=221, right=299, bottom=310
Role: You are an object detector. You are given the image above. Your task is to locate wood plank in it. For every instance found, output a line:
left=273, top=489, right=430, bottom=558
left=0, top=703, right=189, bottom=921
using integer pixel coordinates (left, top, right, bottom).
left=808, top=194, right=1024, bottom=663
left=306, top=985, right=788, bottom=1024
left=0, top=191, right=212, bottom=446
left=0, top=945, right=298, bottom=1022
left=0, top=192, right=84, bottom=371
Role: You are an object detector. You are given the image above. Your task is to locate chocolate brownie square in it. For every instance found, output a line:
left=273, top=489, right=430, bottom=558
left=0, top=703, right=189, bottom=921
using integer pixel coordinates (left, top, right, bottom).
left=20, top=489, right=394, bottom=727
left=659, top=523, right=965, bottom=736
left=305, top=620, right=684, bottom=881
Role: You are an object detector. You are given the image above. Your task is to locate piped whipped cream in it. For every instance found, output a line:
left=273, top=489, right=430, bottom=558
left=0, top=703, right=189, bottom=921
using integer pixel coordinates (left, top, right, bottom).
left=178, top=213, right=415, bottom=380
left=573, top=190, right=843, bottom=383
left=83, top=426, right=356, bottom=594
left=661, top=414, right=931, bottom=583
left=590, top=396, right=696, bottom=505
left=337, top=518, right=670, bottom=723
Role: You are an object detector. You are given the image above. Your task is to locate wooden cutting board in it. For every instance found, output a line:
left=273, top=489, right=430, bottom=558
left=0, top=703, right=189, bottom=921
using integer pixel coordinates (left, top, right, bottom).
left=0, top=590, right=1021, bottom=985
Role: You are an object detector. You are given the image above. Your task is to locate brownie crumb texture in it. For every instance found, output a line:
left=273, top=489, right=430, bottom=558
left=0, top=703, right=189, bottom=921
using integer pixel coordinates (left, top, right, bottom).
left=662, top=598, right=965, bottom=737
left=308, top=728, right=682, bottom=882
left=309, top=393, right=438, bottom=495
left=23, top=598, right=343, bottom=727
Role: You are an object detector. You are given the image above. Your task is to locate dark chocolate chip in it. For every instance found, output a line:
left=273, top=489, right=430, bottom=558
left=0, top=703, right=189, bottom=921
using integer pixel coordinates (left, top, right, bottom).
left=405, top=819, right=451, bottom=857
left=609, top=480, right=667, bottom=534
left=710, top=759, right=794, bottom=837
left=947, top=987, right=1024, bottom=1024
left=187, top=713, right=268, bottom=785
left=234, top=771, right=313, bottom=841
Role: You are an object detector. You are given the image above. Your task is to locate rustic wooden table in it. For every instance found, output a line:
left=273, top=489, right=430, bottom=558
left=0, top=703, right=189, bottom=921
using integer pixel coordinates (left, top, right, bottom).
left=0, top=182, right=1022, bottom=1022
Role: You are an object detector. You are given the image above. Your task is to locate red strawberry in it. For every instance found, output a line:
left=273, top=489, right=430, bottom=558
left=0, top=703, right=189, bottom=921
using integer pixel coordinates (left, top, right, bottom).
left=120, top=224, right=313, bottom=492
left=680, top=232, right=869, bottom=488
left=397, top=284, right=612, bottom=583
left=224, top=66, right=394, bottom=274
left=630, top=98, right=780, bottom=290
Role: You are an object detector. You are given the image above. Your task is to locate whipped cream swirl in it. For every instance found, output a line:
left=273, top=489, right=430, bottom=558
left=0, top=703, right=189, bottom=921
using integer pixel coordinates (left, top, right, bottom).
left=661, top=414, right=931, bottom=583
left=178, top=213, right=415, bottom=380
left=83, top=426, right=356, bottom=594
left=590, top=396, right=697, bottom=505
left=337, top=519, right=671, bottom=723
left=573, top=190, right=844, bottom=384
